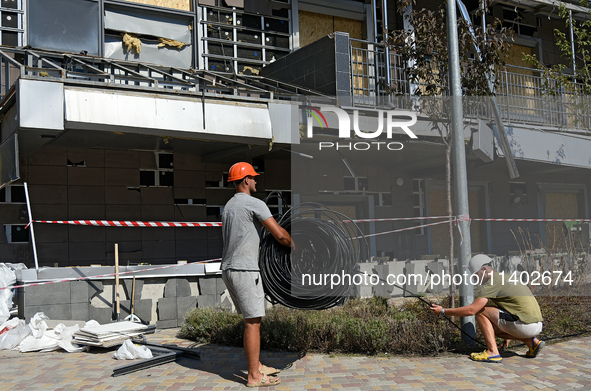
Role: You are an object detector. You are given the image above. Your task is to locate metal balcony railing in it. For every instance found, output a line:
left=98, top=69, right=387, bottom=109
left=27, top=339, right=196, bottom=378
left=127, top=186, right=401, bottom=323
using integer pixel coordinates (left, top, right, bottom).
left=349, top=38, right=591, bottom=132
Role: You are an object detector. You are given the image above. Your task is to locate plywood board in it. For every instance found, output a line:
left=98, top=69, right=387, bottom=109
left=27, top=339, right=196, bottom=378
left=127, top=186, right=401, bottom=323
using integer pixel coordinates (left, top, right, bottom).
left=299, top=11, right=363, bottom=48
left=124, top=0, right=192, bottom=11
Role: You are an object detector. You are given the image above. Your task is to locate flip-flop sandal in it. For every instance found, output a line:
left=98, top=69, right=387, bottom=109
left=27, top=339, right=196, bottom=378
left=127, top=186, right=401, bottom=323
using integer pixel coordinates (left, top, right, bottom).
left=526, top=339, right=545, bottom=358
left=470, top=350, right=503, bottom=363
left=260, top=365, right=280, bottom=376
left=246, top=374, right=281, bottom=388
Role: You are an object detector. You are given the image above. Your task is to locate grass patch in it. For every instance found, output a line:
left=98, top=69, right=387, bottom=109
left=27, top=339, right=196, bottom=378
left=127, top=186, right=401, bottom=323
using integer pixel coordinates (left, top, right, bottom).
left=179, top=295, right=591, bottom=356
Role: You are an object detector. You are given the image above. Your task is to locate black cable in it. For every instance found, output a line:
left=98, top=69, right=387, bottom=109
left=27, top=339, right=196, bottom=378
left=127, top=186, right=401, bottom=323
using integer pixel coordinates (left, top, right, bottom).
left=258, top=202, right=483, bottom=347
left=259, top=202, right=369, bottom=310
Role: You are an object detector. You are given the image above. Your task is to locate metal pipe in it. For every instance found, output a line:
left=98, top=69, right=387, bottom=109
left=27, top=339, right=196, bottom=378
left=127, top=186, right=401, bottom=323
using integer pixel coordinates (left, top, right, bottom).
left=569, top=10, right=576, bottom=77
left=446, top=0, right=476, bottom=344
left=381, top=0, right=391, bottom=94
left=456, top=0, right=519, bottom=179
left=24, top=182, right=39, bottom=272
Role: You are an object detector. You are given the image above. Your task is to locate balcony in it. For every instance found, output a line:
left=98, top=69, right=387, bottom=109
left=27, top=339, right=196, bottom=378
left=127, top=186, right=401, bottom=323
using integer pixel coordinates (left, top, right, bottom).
left=349, top=38, right=591, bottom=132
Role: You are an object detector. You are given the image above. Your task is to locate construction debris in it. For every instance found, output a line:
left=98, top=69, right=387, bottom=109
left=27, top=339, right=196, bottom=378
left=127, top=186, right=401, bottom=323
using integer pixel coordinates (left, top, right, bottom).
left=122, top=33, right=142, bottom=54
left=73, top=321, right=155, bottom=348
left=112, top=339, right=153, bottom=360
left=158, top=37, right=187, bottom=49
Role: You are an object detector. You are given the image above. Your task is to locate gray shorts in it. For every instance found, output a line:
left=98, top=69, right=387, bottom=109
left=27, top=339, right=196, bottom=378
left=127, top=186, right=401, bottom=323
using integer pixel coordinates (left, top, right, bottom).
left=222, top=270, right=265, bottom=319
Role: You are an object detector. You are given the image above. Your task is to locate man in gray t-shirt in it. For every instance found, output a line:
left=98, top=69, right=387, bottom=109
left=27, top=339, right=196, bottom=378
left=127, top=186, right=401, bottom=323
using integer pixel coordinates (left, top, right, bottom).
left=221, top=162, right=293, bottom=388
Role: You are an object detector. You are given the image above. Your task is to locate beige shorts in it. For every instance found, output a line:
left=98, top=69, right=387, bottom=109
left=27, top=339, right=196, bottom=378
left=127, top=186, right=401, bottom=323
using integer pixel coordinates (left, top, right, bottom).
left=497, top=309, right=542, bottom=339
left=222, top=270, right=266, bottom=319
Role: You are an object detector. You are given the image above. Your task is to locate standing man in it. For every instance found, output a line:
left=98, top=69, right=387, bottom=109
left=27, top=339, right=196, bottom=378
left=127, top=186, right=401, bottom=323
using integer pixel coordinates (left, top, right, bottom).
left=430, top=254, right=544, bottom=363
left=221, top=162, right=294, bottom=387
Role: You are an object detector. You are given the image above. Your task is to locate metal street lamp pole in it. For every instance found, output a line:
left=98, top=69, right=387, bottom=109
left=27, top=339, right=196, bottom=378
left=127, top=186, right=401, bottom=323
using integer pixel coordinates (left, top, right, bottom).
left=446, top=0, right=476, bottom=343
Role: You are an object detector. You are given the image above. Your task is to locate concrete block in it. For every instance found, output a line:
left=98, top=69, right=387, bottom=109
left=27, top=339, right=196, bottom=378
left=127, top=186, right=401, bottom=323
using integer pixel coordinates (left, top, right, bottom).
left=118, top=299, right=152, bottom=323
left=71, top=281, right=90, bottom=304
left=25, top=282, right=70, bottom=306
left=164, top=279, right=176, bottom=298
left=134, top=299, right=152, bottom=323
left=88, top=280, right=104, bottom=298
left=216, top=277, right=227, bottom=296
left=197, top=294, right=216, bottom=309
left=176, top=279, right=192, bottom=297
left=404, top=261, right=419, bottom=296
left=122, top=279, right=144, bottom=301
left=89, top=305, right=112, bottom=324
left=156, top=319, right=178, bottom=329
left=177, top=296, right=197, bottom=320
left=23, top=304, right=71, bottom=321
left=198, top=277, right=217, bottom=295
left=157, top=297, right=177, bottom=320
left=71, top=303, right=90, bottom=320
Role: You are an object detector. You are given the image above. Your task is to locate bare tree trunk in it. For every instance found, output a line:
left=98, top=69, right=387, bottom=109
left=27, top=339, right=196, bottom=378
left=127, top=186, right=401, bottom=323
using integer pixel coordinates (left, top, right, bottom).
left=445, top=141, right=456, bottom=308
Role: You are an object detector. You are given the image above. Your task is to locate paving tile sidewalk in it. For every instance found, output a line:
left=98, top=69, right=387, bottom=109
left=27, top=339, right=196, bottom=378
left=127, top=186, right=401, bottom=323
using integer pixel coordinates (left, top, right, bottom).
left=1, top=328, right=590, bottom=390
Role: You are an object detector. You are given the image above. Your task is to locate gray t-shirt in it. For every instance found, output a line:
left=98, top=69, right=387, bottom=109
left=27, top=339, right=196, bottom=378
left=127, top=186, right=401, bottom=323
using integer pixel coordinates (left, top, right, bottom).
left=221, top=192, right=273, bottom=271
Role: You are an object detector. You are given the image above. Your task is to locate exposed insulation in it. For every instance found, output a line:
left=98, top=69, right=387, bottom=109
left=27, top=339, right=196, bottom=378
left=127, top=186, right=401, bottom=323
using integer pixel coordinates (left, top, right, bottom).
left=124, top=0, right=192, bottom=11
left=123, top=33, right=142, bottom=54
left=158, top=38, right=187, bottom=49
left=299, top=11, right=363, bottom=48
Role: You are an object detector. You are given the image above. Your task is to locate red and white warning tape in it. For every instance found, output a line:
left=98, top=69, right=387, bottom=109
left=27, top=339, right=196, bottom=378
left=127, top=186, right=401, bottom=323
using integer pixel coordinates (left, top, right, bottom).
left=0, top=258, right=221, bottom=291
left=472, top=218, right=591, bottom=222
left=32, top=220, right=222, bottom=227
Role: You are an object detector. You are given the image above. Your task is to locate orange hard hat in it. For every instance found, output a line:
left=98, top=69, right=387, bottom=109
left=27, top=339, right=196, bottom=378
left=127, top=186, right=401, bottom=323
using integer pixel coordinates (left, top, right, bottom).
left=228, top=162, right=259, bottom=182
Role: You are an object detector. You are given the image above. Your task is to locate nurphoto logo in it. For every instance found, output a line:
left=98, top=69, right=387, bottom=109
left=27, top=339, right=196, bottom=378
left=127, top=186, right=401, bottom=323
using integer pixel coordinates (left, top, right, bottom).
left=302, top=105, right=418, bottom=151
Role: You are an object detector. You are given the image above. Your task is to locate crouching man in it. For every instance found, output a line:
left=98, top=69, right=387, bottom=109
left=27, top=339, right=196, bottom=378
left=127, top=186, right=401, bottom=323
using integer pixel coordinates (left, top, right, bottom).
left=429, top=254, right=544, bottom=363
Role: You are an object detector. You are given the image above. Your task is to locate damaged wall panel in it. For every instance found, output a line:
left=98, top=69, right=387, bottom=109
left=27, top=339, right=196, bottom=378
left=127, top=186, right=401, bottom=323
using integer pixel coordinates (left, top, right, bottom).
left=104, top=7, right=193, bottom=68
left=105, top=8, right=192, bottom=43
left=124, top=0, right=193, bottom=11
left=28, top=0, right=100, bottom=55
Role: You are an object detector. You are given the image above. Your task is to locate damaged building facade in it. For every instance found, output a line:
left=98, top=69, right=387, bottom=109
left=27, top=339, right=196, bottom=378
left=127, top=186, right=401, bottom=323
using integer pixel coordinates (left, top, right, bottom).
left=0, top=0, right=590, bottom=324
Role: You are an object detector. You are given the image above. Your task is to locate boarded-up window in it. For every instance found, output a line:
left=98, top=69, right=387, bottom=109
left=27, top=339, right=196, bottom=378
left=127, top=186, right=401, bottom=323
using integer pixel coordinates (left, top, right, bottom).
left=299, top=10, right=362, bottom=48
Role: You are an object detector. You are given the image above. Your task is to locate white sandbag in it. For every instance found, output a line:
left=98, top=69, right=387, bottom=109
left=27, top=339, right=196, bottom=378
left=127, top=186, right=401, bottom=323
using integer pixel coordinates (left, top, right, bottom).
left=0, top=318, right=23, bottom=336
left=18, top=334, right=60, bottom=353
left=0, top=324, right=31, bottom=350
left=112, top=339, right=153, bottom=360
left=0, top=264, right=15, bottom=325
left=46, top=323, right=84, bottom=353
left=29, top=312, right=49, bottom=338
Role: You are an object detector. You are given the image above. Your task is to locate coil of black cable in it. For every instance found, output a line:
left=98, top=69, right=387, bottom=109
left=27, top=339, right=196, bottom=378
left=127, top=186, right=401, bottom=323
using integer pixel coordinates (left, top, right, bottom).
left=259, top=202, right=370, bottom=310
